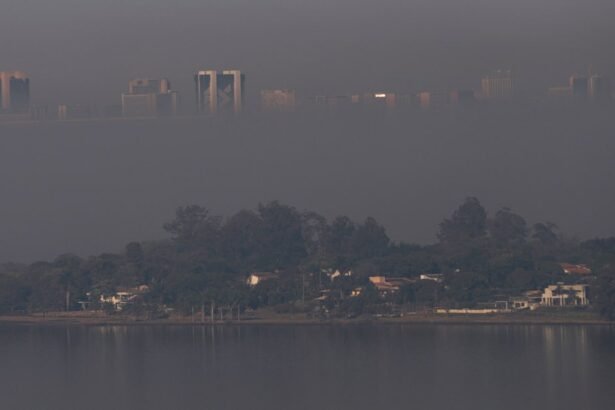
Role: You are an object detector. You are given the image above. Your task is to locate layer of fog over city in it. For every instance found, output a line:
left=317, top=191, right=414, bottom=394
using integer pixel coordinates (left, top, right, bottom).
left=1, top=0, right=615, bottom=262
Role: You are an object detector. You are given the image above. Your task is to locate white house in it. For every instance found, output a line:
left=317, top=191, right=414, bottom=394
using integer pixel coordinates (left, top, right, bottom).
left=100, top=285, right=150, bottom=311
left=369, top=276, right=415, bottom=295
left=541, top=284, right=589, bottom=306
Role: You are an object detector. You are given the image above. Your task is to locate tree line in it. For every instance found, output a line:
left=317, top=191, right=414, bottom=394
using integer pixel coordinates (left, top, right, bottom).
left=1, top=198, right=614, bottom=319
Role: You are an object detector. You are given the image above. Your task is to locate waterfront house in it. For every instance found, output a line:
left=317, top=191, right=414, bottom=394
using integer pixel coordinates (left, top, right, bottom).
left=100, top=285, right=150, bottom=311
left=511, top=290, right=542, bottom=310
left=369, top=276, right=415, bottom=295
left=541, top=284, right=589, bottom=306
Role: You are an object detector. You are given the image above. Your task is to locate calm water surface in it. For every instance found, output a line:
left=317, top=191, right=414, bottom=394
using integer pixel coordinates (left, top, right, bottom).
left=1, top=324, right=614, bottom=410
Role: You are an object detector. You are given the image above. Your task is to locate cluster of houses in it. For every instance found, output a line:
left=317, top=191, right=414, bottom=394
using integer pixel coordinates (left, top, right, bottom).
left=79, top=285, right=150, bottom=312
left=85, top=263, right=594, bottom=314
left=438, top=263, right=593, bottom=314
left=245, top=263, right=593, bottom=315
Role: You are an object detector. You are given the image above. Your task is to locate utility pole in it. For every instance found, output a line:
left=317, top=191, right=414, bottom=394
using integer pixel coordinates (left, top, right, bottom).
left=302, top=273, right=305, bottom=304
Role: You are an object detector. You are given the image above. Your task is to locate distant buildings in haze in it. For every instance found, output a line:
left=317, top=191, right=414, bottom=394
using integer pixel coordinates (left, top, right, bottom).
left=548, top=72, right=612, bottom=104
left=261, top=89, right=296, bottom=112
left=195, top=70, right=245, bottom=115
left=570, top=76, right=588, bottom=99
left=481, top=69, right=515, bottom=100
left=58, top=104, right=95, bottom=121
left=589, top=75, right=611, bottom=103
left=121, top=78, right=178, bottom=118
left=2, top=64, right=615, bottom=123
left=361, top=92, right=398, bottom=109
left=0, top=71, right=30, bottom=114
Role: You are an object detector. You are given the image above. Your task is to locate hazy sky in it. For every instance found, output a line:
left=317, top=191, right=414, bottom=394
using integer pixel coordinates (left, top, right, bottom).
left=1, top=0, right=614, bottom=106
left=2, top=106, right=615, bottom=262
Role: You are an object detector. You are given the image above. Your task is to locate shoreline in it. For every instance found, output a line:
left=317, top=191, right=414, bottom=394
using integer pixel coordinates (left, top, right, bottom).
left=1, top=311, right=613, bottom=327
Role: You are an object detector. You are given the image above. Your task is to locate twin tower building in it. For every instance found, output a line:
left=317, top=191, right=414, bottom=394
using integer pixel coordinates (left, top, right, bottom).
left=121, top=70, right=245, bottom=118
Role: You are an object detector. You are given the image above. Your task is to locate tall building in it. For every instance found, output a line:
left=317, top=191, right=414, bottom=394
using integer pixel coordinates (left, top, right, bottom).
left=480, top=70, right=514, bottom=99
left=261, top=89, right=296, bottom=112
left=121, top=78, right=178, bottom=117
left=589, top=75, right=611, bottom=104
left=569, top=76, right=588, bottom=99
left=0, top=71, right=30, bottom=113
left=195, top=70, right=245, bottom=115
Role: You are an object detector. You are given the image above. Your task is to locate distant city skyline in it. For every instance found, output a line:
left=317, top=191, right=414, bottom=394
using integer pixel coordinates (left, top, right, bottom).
left=0, top=65, right=613, bottom=122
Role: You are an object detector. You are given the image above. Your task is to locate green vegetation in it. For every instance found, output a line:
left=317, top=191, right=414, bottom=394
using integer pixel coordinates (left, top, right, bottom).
left=1, top=198, right=614, bottom=320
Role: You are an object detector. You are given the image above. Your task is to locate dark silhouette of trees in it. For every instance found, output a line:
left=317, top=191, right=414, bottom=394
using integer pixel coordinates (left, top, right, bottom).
left=438, top=197, right=487, bottom=244
left=0, top=198, right=614, bottom=320
left=532, top=222, right=559, bottom=245
left=489, top=207, right=528, bottom=248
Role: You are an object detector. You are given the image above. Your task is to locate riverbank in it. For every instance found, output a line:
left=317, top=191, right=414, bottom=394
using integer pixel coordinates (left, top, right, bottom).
left=0, top=309, right=612, bottom=326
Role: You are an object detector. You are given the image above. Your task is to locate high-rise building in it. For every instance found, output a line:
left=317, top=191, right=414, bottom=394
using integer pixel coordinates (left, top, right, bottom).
left=480, top=70, right=514, bottom=99
left=569, top=76, right=588, bottom=99
left=195, top=70, right=245, bottom=115
left=121, top=78, right=178, bottom=117
left=589, top=75, right=611, bottom=104
left=261, top=89, right=296, bottom=112
left=0, top=71, right=30, bottom=113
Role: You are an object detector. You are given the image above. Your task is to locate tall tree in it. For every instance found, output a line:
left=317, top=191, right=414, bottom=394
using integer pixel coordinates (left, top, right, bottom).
left=257, top=201, right=307, bottom=268
left=301, top=211, right=329, bottom=264
left=351, top=217, right=390, bottom=259
left=53, top=254, right=84, bottom=311
left=438, top=197, right=488, bottom=244
left=532, top=222, right=559, bottom=245
left=489, top=207, right=528, bottom=248
left=323, top=216, right=356, bottom=266
left=220, top=209, right=265, bottom=271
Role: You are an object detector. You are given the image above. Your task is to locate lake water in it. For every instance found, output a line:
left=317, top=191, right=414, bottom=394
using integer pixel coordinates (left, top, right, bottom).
left=1, top=324, right=614, bottom=410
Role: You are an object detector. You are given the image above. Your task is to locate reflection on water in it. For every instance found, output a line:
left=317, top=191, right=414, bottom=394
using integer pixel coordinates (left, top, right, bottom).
left=1, top=324, right=614, bottom=410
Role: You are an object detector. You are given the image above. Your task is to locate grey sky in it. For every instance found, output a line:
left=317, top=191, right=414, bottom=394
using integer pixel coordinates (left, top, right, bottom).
left=2, top=107, right=615, bottom=262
